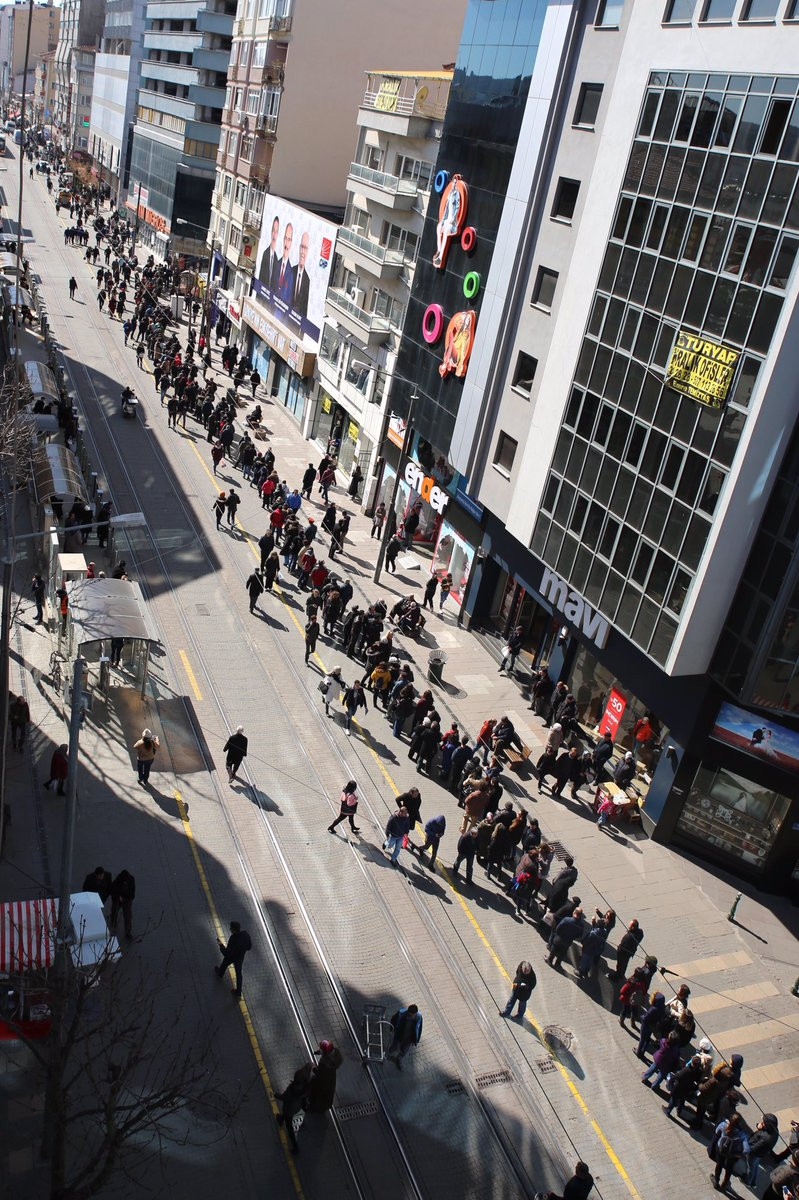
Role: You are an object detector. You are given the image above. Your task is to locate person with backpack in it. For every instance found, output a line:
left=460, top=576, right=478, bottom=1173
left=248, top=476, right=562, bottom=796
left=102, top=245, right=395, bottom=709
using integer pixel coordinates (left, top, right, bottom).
left=500, top=961, right=536, bottom=1020
left=327, top=780, right=360, bottom=836
left=342, top=679, right=367, bottom=737
left=709, top=1112, right=750, bottom=1192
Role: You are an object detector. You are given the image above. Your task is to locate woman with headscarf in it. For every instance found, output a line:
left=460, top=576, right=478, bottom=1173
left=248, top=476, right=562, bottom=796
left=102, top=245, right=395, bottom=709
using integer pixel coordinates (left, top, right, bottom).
left=308, top=1040, right=344, bottom=1113
left=223, top=726, right=248, bottom=781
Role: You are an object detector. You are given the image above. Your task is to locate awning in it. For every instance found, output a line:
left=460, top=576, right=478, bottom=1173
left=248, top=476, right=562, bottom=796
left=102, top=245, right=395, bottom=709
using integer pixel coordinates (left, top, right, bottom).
left=31, top=443, right=89, bottom=504
left=2, top=284, right=34, bottom=310
left=0, top=898, right=57, bottom=974
left=24, top=359, right=59, bottom=402
left=67, top=577, right=160, bottom=645
left=0, top=252, right=25, bottom=276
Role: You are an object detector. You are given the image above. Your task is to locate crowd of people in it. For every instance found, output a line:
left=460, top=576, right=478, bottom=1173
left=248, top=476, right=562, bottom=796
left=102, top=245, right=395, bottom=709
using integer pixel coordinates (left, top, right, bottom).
left=46, top=157, right=797, bottom=1200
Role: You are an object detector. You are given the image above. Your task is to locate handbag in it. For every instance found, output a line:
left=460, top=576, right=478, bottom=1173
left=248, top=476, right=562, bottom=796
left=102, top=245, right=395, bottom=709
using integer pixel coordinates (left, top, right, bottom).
left=290, top=1108, right=305, bottom=1135
left=501, top=645, right=511, bottom=659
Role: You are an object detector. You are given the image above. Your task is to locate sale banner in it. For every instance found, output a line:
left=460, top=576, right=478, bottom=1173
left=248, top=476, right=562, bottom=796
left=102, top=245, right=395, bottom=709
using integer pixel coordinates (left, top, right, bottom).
left=598, top=688, right=627, bottom=741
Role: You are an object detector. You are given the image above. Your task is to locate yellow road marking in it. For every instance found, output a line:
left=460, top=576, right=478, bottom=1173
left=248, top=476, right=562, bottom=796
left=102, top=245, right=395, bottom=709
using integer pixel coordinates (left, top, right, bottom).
left=174, top=790, right=306, bottom=1198
left=186, top=437, right=641, bottom=1199
left=179, top=649, right=204, bottom=701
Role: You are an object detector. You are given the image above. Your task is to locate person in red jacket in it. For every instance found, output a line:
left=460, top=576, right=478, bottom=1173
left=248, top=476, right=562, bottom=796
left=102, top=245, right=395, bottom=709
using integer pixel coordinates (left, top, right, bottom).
left=477, top=717, right=496, bottom=764
left=270, top=505, right=286, bottom=544
left=43, top=744, right=69, bottom=794
left=310, top=560, right=329, bottom=591
left=618, top=965, right=648, bottom=1028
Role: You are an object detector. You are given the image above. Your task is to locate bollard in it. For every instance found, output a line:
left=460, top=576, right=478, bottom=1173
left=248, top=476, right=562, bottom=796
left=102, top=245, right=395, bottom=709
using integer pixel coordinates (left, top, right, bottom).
left=727, top=892, right=742, bottom=922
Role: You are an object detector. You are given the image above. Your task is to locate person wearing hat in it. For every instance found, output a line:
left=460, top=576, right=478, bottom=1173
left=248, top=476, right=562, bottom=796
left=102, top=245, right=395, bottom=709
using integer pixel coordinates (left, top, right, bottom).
left=613, top=752, right=637, bottom=788
left=307, top=1040, right=343, bottom=1112
left=133, top=728, right=160, bottom=784
left=746, top=1113, right=779, bottom=1187
left=223, top=726, right=248, bottom=781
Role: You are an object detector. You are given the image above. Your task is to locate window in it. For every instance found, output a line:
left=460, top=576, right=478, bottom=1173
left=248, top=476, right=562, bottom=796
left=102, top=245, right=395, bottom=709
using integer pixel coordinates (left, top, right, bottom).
left=228, top=131, right=238, bottom=158
left=240, top=135, right=253, bottom=161
left=573, top=83, right=603, bottom=129
left=759, top=99, right=791, bottom=154
left=512, top=351, right=538, bottom=396
left=700, top=0, right=735, bottom=19
left=663, top=0, right=696, bottom=19
left=384, top=223, right=420, bottom=262
left=235, top=180, right=246, bottom=205
left=596, top=1, right=624, bottom=25
left=253, top=42, right=266, bottom=67
left=234, top=87, right=243, bottom=111
left=551, top=178, right=580, bottom=221
left=396, top=155, right=433, bottom=190
left=741, top=0, right=779, bottom=17
left=493, top=432, right=518, bottom=474
left=247, top=90, right=259, bottom=115
left=222, top=173, right=232, bottom=198
left=532, top=266, right=559, bottom=310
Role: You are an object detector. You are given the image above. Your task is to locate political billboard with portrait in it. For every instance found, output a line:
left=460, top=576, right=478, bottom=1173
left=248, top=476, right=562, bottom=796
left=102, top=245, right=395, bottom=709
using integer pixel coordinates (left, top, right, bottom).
left=251, top=196, right=337, bottom=350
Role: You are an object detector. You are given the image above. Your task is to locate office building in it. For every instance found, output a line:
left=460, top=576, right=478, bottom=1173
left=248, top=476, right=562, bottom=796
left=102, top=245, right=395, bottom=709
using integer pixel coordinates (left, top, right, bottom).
left=88, top=0, right=147, bottom=200
left=210, top=0, right=464, bottom=431
left=388, top=0, right=799, bottom=891
left=33, top=50, right=57, bottom=128
left=128, top=0, right=235, bottom=257
left=0, top=1, right=60, bottom=103
left=53, top=0, right=105, bottom=150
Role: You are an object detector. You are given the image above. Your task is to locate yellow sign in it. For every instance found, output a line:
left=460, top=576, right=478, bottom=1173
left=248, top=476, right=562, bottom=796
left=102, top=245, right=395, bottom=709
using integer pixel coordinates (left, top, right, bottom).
left=665, top=330, right=740, bottom=409
left=321, top=394, right=332, bottom=414
left=347, top=421, right=359, bottom=442
left=374, top=78, right=400, bottom=112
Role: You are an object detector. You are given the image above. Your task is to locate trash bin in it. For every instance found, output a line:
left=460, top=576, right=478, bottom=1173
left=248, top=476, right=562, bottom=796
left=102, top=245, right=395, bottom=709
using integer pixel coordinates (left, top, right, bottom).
left=428, top=649, right=447, bottom=684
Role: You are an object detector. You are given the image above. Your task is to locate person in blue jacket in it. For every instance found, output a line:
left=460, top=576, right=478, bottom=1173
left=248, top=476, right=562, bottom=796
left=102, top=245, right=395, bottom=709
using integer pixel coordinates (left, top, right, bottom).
left=388, top=1005, right=422, bottom=1069
left=416, top=815, right=446, bottom=868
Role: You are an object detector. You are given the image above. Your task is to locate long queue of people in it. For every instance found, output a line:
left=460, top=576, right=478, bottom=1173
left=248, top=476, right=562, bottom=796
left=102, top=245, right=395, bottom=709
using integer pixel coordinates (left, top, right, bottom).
left=56, top=187, right=797, bottom=1199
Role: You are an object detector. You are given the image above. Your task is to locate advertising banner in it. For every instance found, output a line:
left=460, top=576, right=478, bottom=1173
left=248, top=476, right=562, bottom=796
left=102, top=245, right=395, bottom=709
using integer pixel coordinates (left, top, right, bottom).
left=665, top=330, right=740, bottom=409
left=710, top=702, right=799, bottom=774
left=598, top=688, right=627, bottom=741
left=251, top=196, right=337, bottom=351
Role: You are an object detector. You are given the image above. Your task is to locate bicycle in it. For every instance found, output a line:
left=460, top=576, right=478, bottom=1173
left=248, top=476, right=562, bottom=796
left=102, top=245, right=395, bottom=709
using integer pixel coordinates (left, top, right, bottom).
left=49, top=650, right=66, bottom=691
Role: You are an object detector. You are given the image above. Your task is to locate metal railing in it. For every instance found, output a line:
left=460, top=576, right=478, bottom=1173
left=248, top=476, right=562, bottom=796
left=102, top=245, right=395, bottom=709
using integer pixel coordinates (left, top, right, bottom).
left=267, top=14, right=292, bottom=35
left=338, top=227, right=403, bottom=267
left=348, top=160, right=417, bottom=197
left=362, top=88, right=448, bottom=121
left=327, top=288, right=390, bottom=332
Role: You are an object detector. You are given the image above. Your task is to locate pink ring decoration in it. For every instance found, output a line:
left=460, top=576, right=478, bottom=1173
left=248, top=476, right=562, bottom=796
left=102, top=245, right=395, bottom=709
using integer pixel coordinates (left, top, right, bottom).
left=422, top=303, right=445, bottom=344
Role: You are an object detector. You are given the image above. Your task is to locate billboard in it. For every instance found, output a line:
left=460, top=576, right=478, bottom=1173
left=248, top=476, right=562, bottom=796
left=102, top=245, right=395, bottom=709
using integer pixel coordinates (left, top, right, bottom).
left=251, top=196, right=337, bottom=350
left=665, top=330, right=741, bottom=409
left=710, top=702, right=799, bottom=774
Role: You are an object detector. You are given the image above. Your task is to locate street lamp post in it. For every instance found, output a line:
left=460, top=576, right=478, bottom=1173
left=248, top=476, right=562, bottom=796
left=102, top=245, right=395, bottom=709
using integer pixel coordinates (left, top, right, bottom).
left=372, top=388, right=418, bottom=586
left=174, top=219, right=217, bottom=345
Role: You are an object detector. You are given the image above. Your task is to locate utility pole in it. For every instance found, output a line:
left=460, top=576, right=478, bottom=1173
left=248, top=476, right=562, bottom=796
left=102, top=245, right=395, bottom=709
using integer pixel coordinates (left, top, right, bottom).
left=373, top=391, right=418, bottom=586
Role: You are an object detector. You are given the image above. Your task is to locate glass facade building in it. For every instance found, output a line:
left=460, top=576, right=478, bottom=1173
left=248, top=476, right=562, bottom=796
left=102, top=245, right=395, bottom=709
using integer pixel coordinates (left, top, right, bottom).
left=531, top=72, right=799, bottom=668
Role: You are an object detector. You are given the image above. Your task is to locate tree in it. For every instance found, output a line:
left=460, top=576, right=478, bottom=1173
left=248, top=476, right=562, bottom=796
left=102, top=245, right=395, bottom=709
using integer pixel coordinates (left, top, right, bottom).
left=0, top=361, right=36, bottom=492
left=11, top=932, right=244, bottom=1199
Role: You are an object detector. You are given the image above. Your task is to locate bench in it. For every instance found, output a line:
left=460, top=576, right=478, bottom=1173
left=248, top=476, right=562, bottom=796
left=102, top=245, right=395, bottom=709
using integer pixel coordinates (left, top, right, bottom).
left=504, top=742, right=531, bottom=770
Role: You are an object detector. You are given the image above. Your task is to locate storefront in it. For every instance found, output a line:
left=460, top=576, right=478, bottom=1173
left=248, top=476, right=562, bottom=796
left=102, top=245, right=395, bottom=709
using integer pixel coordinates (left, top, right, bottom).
left=309, top=391, right=373, bottom=478
left=241, top=295, right=315, bottom=429
left=431, top=520, right=475, bottom=609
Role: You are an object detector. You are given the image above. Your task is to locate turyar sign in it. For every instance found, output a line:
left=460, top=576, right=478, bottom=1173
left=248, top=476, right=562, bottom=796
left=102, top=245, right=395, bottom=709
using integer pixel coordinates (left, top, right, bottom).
left=540, top=568, right=610, bottom=650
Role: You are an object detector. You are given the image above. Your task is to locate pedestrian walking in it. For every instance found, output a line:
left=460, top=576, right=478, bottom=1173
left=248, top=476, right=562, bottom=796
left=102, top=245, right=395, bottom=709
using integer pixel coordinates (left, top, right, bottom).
left=308, top=1040, right=343, bottom=1112
left=745, top=1114, right=779, bottom=1188
left=275, top=1063, right=312, bottom=1153
left=328, top=780, right=361, bottom=835
left=226, top=487, right=240, bottom=526
left=499, top=625, right=524, bottom=673
left=304, top=615, right=320, bottom=664
left=371, top=501, right=386, bottom=539
left=68, top=276, right=77, bottom=299
left=423, top=574, right=438, bottom=610
left=318, top=665, right=342, bottom=716
left=613, top=918, right=644, bottom=979
left=214, top=920, right=252, bottom=997
left=342, top=679, right=367, bottom=736
left=223, top=726, right=248, bottom=780
left=31, top=572, right=46, bottom=623
left=387, top=1004, right=422, bottom=1069
left=133, top=728, right=159, bottom=784
left=212, top=492, right=226, bottom=528
left=347, top=463, right=362, bottom=499
left=9, top=694, right=30, bottom=750
left=500, top=960, right=536, bottom=1020
left=641, top=1029, right=681, bottom=1090
left=43, top=744, right=69, bottom=795
left=416, top=814, right=445, bottom=867
left=109, top=869, right=136, bottom=940
left=546, top=907, right=585, bottom=969
left=301, top=463, right=317, bottom=499
left=245, top=570, right=264, bottom=613
left=546, top=1161, right=595, bottom=1200
left=452, top=827, right=479, bottom=883
left=709, top=1113, right=750, bottom=1193
left=383, top=805, right=410, bottom=866
left=635, top=992, right=667, bottom=1059
left=546, top=856, right=578, bottom=911
left=438, top=572, right=452, bottom=611
left=82, top=865, right=113, bottom=902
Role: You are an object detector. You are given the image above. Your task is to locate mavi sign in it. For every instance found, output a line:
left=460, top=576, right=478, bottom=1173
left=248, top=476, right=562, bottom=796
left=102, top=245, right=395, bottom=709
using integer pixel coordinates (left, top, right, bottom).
left=539, top=567, right=609, bottom=650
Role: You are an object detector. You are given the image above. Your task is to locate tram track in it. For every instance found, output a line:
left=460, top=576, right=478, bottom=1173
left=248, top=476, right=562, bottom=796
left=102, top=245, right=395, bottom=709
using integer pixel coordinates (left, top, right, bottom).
left=23, top=170, right=588, bottom=1199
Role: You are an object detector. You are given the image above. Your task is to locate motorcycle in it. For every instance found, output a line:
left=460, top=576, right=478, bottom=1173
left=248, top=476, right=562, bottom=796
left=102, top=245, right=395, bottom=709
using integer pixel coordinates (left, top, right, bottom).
left=120, top=387, right=138, bottom=419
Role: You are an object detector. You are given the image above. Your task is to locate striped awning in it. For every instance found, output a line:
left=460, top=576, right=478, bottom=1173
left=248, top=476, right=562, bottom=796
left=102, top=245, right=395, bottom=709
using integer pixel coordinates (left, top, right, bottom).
left=0, top=898, right=58, bottom=975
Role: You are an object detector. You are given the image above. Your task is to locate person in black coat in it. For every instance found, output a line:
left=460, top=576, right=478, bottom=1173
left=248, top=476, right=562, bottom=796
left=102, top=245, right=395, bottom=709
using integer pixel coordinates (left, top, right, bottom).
left=109, top=869, right=136, bottom=939
left=83, top=865, right=113, bottom=903
left=276, top=1063, right=312, bottom=1152
left=546, top=858, right=578, bottom=912
left=546, top=909, right=585, bottom=968
left=614, top=753, right=637, bottom=788
left=215, top=920, right=252, bottom=996
left=591, top=733, right=614, bottom=779
left=551, top=748, right=582, bottom=797
left=613, top=918, right=644, bottom=979
left=453, top=827, right=478, bottom=882
left=223, top=727, right=248, bottom=780
left=448, top=738, right=474, bottom=793
left=245, top=570, right=264, bottom=614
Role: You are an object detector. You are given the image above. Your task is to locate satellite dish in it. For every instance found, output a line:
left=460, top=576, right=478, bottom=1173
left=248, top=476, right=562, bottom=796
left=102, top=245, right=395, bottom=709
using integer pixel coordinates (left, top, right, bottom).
left=414, top=85, right=429, bottom=112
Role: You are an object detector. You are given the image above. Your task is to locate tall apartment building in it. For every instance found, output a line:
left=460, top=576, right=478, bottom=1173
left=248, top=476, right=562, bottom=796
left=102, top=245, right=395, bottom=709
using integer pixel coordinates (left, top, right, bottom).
left=32, top=50, right=57, bottom=127
left=314, top=69, right=452, bottom=486
left=128, top=0, right=235, bottom=258
left=388, top=0, right=799, bottom=893
left=53, top=0, right=105, bottom=149
left=88, top=0, right=147, bottom=200
left=209, top=0, right=465, bottom=431
left=0, top=1, right=60, bottom=102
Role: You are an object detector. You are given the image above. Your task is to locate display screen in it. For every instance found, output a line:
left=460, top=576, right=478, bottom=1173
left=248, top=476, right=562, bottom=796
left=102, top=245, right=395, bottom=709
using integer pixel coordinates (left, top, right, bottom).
left=710, top=701, right=799, bottom=773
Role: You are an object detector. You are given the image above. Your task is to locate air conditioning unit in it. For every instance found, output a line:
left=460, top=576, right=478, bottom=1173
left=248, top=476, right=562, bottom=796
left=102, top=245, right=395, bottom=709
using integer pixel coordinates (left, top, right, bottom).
left=351, top=288, right=365, bottom=308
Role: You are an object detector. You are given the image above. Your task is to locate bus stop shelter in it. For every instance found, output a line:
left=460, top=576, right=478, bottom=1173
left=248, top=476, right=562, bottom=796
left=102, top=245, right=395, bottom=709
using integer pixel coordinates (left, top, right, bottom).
left=66, top=577, right=160, bottom=697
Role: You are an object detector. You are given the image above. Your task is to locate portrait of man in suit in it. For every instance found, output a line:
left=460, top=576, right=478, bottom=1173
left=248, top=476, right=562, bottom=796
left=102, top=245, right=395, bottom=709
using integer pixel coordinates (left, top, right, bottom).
left=291, top=231, right=310, bottom=320
left=275, top=222, right=294, bottom=304
left=259, top=215, right=280, bottom=291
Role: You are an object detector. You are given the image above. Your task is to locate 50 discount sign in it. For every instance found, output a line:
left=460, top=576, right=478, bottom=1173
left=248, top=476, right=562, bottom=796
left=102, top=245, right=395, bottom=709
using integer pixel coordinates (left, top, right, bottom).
left=598, top=689, right=627, bottom=742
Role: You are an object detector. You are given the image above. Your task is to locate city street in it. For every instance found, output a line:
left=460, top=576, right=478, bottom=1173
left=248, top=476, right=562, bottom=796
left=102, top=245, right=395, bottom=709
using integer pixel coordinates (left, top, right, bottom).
left=1, top=143, right=798, bottom=1200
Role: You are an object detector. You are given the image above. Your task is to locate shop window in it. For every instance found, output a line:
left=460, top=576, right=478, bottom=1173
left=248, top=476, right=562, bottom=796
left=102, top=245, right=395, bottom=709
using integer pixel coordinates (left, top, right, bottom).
left=493, top=432, right=518, bottom=475
left=573, top=83, right=603, bottom=130
left=677, top=766, right=790, bottom=869
left=531, top=266, right=558, bottom=311
left=663, top=0, right=696, bottom=19
left=552, top=178, right=580, bottom=221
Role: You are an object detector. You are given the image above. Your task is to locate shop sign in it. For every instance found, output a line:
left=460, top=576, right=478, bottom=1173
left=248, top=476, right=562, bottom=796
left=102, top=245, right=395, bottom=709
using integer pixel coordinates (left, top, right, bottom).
left=347, top=421, right=359, bottom=443
left=599, top=689, right=627, bottom=741
left=454, top=481, right=484, bottom=523
left=404, top=461, right=449, bottom=513
left=665, top=330, right=740, bottom=409
left=321, top=394, right=333, bottom=414
left=242, top=296, right=313, bottom=377
left=539, top=567, right=609, bottom=649
left=228, top=297, right=241, bottom=329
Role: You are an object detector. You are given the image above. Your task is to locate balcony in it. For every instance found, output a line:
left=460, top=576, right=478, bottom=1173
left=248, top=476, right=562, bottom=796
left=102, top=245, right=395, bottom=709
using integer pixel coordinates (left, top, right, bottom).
left=237, top=246, right=255, bottom=272
left=141, top=62, right=200, bottom=86
left=143, top=30, right=204, bottom=53
left=254, top=112, right=278, bottom=138
left=188, top=82, right=226, bottom=107
left=337, top=227, right=403, bottom=279
left=147, top=1, right=203, bottom=18
left=347, top=160, right=418, bottom=211
left=196, top=9, right=234, bottom=36
left=267, top=14, right=292, bottom=39
left=327, top=287, right=390, bottom=346
left=193, top=46, right=231, bottom=72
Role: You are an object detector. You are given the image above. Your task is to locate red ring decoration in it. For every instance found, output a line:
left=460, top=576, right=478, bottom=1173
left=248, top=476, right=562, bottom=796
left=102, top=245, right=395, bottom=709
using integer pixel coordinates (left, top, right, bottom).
left=460, top=225, right=477, bottom=253
left=422, top=303, right=445, bottom=344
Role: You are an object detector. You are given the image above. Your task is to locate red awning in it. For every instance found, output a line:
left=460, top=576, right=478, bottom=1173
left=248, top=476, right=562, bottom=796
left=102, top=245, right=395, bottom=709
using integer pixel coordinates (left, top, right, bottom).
left=0, top=898, right=57, bottom=974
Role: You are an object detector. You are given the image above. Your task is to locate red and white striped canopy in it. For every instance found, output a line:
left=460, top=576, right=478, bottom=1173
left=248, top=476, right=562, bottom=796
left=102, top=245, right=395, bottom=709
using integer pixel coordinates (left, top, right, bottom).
left=0, top=898, right=58, bottom=975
